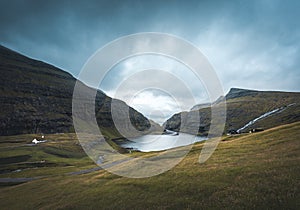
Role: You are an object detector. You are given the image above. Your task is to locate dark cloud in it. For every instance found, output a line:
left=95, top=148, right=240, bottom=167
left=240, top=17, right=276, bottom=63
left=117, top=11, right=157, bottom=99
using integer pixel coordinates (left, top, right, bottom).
left=1, top=0, right=299, bottom=108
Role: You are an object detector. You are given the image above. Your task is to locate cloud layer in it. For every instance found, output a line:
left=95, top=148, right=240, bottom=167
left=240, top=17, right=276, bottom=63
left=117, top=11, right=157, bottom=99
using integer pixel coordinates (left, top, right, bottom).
left=1, top=0, right=300, bottom=123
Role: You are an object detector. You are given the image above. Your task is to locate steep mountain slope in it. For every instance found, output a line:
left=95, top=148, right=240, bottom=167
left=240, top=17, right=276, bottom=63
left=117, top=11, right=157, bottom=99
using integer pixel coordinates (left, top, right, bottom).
left=0, top=45, right=157, bottom=136
left=164, top=88, right=300, bottom=135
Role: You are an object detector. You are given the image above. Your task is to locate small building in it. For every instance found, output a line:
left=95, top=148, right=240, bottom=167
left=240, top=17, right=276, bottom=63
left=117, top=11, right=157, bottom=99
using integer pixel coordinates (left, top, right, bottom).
left=227, top=129, right=238, bottom=135
left=249, top=128, right=264, bottom=133
left=32, top=138, right=47, bottom=144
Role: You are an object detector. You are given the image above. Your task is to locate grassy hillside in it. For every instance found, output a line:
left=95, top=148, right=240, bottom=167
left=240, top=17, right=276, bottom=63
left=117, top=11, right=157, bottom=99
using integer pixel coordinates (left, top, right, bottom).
left=164, top=88, right=300, bottom=135
left=0, top=45, right=159, bottom=136
left=0, top=122, right=299, bottom=209
left=224, top=89, right=300, bottom=132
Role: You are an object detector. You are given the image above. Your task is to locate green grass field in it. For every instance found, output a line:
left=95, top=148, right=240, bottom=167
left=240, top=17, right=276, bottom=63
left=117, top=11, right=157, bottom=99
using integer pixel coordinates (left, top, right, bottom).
left=0, top=122, right=299, bottom=209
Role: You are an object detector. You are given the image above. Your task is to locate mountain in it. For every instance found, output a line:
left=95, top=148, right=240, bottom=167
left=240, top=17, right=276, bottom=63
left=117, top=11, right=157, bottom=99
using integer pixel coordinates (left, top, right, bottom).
left=0, top=45, right=159, bottom=136
left=190, top=103, right=211, bottom=111
left=225, top=87, right=261, bottom=100
left=164, top=88, right=300, bottom=135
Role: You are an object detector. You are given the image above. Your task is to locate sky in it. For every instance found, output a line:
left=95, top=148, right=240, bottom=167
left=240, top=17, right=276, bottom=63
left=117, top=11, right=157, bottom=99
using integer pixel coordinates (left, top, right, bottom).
left=1, top=0, right=300, bottom=124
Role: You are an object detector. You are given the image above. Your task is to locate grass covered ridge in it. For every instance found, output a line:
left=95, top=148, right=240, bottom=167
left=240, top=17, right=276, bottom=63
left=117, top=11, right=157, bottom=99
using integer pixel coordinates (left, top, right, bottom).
left=0, top=122, right=299, bottom=209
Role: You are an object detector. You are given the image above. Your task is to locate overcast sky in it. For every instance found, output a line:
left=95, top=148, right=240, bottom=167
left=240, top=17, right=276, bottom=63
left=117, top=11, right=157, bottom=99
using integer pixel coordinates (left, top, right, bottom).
left=1, top=0, right=300, bottom=124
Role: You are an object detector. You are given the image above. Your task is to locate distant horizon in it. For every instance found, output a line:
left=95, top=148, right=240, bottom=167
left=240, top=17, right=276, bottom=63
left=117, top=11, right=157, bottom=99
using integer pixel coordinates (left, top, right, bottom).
left=2, top=42, right=300, bottom=125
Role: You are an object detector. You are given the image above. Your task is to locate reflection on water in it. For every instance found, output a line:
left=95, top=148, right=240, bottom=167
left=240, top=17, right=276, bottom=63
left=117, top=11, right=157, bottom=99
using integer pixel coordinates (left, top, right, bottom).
left=121, top=133, right=207, bottom=152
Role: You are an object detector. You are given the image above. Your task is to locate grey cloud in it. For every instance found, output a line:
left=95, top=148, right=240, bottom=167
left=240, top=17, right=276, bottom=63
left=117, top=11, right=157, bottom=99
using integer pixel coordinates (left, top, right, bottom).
left=1, top=0, right=300, bottom=123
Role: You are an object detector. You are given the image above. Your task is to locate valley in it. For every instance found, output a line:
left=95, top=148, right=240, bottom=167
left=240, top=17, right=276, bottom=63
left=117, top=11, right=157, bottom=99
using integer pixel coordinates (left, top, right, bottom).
left=0, top=45, right=299, bottom=209
left=0, top=122, right=299, bottom=209
left=1, top=1, right=300, bottom=209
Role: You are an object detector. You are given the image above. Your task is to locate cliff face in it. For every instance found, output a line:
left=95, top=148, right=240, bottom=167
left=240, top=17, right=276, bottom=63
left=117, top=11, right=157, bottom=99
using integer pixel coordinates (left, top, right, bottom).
left=164, top=88, right=300, bottom=135
left=0, top=45, right=154, bottom=136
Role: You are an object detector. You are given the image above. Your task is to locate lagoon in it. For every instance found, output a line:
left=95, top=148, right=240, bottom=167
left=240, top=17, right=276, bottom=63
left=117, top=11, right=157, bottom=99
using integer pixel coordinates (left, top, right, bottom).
left=121, top=132, right=207, bottom=152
